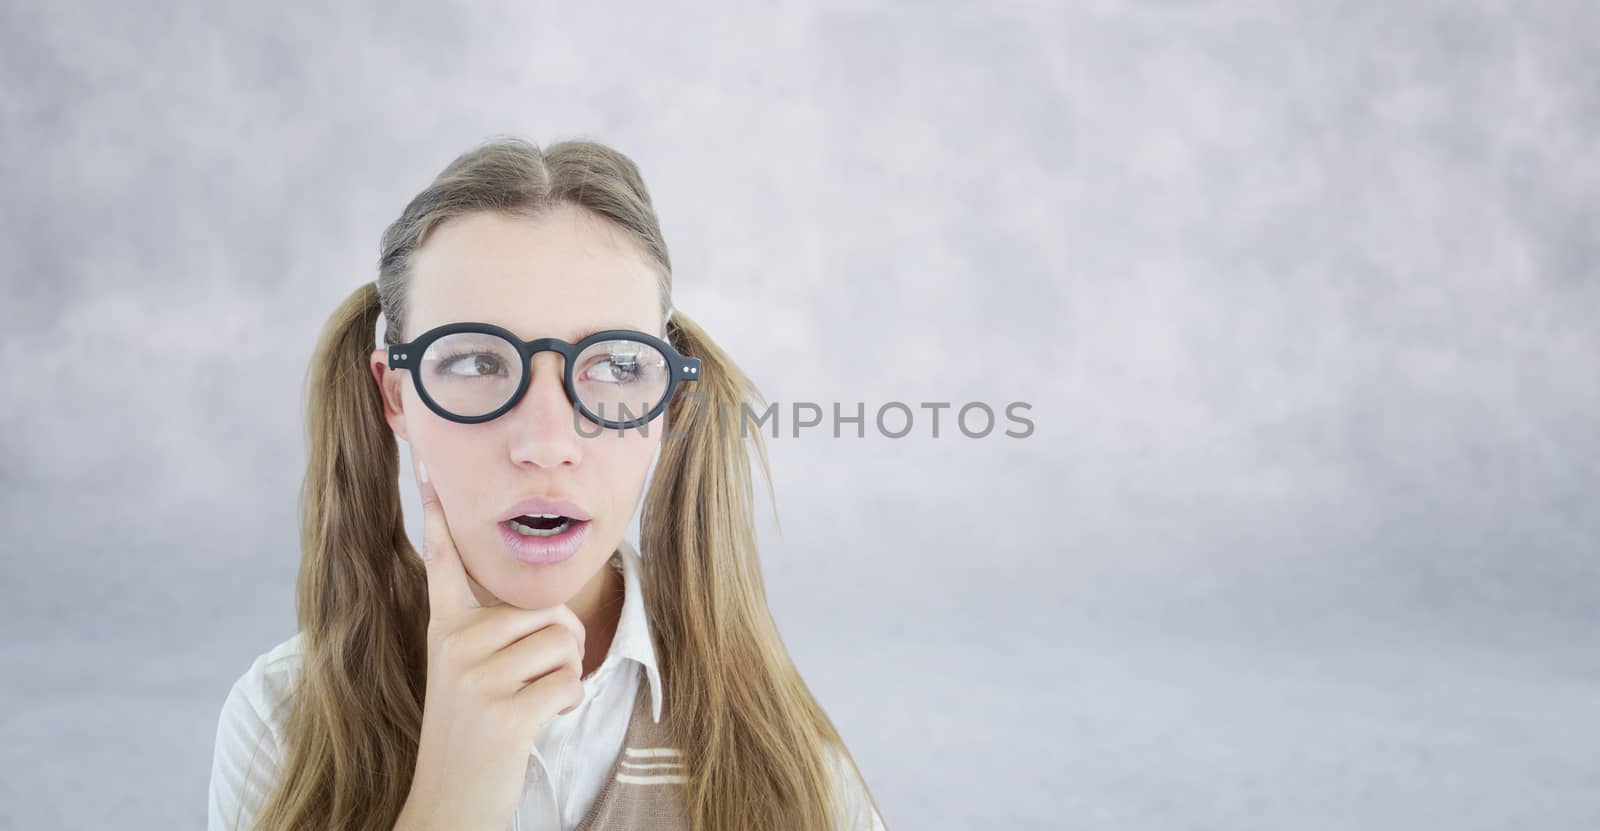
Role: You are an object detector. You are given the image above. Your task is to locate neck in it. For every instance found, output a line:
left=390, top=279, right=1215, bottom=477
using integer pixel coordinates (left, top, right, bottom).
left=565, top=552, right=624, bottom=679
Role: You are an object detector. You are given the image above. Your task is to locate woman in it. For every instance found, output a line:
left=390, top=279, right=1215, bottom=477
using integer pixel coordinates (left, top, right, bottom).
left=207, top=137, right=886, bottom=831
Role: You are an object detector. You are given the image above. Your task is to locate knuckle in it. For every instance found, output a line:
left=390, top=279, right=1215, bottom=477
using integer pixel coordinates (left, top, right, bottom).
left=530, top=666, right=576, bottom=700
left=562, top=607, right=585, bottom=637
left=544, top=626, right=579, bottom=657
left=553, top=665, right=582, bottom=693
left=562, top=670, right=585, bottom=704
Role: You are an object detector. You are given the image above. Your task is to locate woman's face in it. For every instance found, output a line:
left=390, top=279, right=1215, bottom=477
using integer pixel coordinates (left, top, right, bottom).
left=370, top=205, right=664, bottom=609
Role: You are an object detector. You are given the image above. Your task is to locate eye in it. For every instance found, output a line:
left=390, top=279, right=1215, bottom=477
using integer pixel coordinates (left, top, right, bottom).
left=582, top=354, right=640, bottom=384
left=439, top=351, right=510, bottom=378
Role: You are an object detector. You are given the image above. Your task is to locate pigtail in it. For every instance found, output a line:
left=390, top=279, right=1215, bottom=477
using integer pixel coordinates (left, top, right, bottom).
left=641, top=310, right=882, bottom=830
left=245, top=282, right=428, bottom=830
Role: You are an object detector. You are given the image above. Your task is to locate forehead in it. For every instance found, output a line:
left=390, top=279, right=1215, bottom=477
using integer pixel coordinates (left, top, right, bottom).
left=406, top=206, right=662, bottom=341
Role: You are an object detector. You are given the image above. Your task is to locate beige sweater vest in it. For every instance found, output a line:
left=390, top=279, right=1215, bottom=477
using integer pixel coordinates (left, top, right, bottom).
left=572, top=664, right=689, bottom=830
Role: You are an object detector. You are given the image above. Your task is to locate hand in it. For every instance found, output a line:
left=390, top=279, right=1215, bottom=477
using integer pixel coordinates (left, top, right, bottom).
left=394, top=459, right=588, bottom=831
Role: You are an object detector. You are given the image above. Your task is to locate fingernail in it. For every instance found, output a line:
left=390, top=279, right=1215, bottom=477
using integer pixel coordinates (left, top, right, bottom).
left=419, top=460, right=429, bottom=483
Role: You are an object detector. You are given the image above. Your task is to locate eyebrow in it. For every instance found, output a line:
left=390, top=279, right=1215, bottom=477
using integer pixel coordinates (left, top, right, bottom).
left=574, top=324, right=653, bottom=342
left=414, top=321, right=656, bottom=343
left=572, top=325, right=624, bottom=340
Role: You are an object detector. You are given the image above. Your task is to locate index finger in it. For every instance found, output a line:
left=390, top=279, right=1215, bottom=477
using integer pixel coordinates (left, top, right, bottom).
left=414, top=458, right=487, bottom=621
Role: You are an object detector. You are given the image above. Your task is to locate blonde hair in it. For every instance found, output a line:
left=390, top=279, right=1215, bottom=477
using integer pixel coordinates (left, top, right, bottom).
left=238, top=137, right=883, bottom=830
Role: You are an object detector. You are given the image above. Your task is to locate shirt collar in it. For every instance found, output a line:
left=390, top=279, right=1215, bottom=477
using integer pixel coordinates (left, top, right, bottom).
left=605, top=536, right=664, bottom=723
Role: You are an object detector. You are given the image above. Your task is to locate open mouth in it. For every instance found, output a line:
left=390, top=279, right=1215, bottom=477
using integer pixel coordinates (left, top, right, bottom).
left=506, top=513, right=586, bottom=537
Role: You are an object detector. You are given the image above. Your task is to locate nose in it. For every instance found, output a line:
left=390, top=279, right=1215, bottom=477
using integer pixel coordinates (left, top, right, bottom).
left=505, top=351, right=582, bottom=468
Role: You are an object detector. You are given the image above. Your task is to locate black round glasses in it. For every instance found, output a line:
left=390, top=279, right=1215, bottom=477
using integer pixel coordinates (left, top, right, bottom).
left=385, top=322, right=702, bottom=429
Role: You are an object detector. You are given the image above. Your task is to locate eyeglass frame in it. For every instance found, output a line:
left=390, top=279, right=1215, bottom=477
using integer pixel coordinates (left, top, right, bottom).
left=385, top=321, right=702, bottom=429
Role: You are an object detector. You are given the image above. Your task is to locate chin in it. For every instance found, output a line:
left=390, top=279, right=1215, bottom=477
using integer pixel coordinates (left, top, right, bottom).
left=476, top=544, right=609, bottom=606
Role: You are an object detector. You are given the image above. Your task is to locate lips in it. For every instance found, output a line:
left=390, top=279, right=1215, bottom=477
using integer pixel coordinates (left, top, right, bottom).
left=498, top=512, right=591, bottom=565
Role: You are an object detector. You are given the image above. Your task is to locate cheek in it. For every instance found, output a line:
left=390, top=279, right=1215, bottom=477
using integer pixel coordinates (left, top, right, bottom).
left=401, top=391, right=481, bottom=476
left=585, top=430, right=660, bottom=507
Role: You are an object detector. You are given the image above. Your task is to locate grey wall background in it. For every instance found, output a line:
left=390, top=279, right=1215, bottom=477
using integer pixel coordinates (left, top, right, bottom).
left=2, top=1, right=1596, bottom=828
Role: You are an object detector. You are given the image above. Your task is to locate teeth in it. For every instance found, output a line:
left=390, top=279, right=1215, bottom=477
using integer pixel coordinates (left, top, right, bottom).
left=510, top=517, right=572, bottom=537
